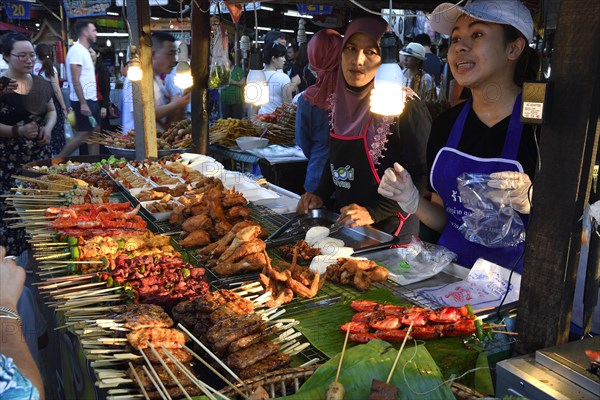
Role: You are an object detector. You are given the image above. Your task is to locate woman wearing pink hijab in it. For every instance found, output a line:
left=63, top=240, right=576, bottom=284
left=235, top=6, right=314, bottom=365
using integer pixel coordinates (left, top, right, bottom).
left=297, top=17, right=429, bottom=243
left=295, top=29, right=342, bottom=193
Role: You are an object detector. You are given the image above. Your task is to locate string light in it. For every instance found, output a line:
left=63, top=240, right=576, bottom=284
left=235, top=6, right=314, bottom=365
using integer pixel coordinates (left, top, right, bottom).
left=174, top=42, right=193, bottom=89
left=127, top=45, right=143, bottom=81
left=244, top=1, right=269, bottom=105
left=174, top=0, right=193, bottom=89
left=370, top=1, right=405, bottom=116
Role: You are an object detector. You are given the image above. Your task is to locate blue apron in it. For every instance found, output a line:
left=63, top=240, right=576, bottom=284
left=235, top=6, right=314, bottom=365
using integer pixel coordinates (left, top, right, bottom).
left=430, top=94, right=527, bottom=271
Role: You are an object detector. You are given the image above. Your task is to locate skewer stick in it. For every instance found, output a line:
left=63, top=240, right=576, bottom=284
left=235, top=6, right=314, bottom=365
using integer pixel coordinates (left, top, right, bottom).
left=177, top=324, right=249, bottom=392
left=140, top=356, right=171, bottom=400
left=128, top=363, right=151, bottom=400
left=11, top=175, right=74, bottom=188
left=490, top=330, right=519, bottom=335
left=128, top=362, right=150, bottom=400
left=386, top=322, right=414, bottom=384
left=182, top=345, right=248, bottom=399
left=140, top=365, right=168, bottom=400
left=159, top=346, right=227, bottom=400
left=335, top=324, right=351, bottom=383
left=145, top=342, right=193, bottom=400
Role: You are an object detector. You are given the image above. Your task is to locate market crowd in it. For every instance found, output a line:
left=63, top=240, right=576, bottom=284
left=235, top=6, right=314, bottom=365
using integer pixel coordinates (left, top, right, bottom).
left=0, top=0, right=545, bottom=395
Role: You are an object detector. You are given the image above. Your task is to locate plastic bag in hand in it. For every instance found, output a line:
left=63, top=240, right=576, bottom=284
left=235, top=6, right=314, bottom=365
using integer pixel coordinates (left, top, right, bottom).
left=487, top=171, right=532, bottom=214
left=457, top=173, right=526, bottom=248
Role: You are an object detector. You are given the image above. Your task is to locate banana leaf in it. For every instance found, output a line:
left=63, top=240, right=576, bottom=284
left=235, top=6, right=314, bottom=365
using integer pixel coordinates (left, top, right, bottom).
left=282, top=340, right=454, bottom=400
left=292, top=288, right=491, bottom=386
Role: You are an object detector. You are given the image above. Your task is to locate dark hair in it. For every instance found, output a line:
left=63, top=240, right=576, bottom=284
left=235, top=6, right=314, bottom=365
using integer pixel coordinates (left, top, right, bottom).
left=502, top=25, right=538, bottom=87
left=263, top=30, right=285, bottom=47
left=263, top=42, right=286, bottom=64
left=151, top=32, right=176, bottom=49
left=35, top=43, right=55, bottom=78
left=414, top=33, right=432, bottom=47
left=1, top=32, right=30, bottom=57
left=75, top=19, right=94, bottom=38
left=287, top=43, right=299, bottom=53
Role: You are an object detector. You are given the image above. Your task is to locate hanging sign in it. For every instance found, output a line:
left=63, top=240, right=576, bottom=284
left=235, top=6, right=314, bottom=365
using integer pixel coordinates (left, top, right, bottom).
left=297, top=4, right=333, bottom=15
left=115, top=0, right=169, bottom=5
left=63, top=0, right=111, bottom=18
left=311, top=8, right=346, bottom=28
left=5, top=1, right=31, bottom=20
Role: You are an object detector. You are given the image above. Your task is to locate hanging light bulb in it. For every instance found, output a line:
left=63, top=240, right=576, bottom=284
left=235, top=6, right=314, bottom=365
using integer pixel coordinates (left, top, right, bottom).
left=127, top=45, right=143, bottom=81
left=240, top=35, right=250, bottom=61
left=370, top=31, right=405, bottom=116
left=244, top=47, right=269, bottom=105
left=174, top=42, right=193, bottom=89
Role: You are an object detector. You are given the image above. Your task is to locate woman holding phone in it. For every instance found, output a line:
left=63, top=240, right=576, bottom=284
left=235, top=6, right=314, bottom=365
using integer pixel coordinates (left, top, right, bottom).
left=0, top=33, right=56, bottom=256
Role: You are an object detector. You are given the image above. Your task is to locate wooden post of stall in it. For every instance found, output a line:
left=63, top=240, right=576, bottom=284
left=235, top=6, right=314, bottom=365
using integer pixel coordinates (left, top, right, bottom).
left=191, top=0, right=211, bottom=154
left=516, top=0, right=600, bottom=353
left=129, top=0, right=158, bottom=160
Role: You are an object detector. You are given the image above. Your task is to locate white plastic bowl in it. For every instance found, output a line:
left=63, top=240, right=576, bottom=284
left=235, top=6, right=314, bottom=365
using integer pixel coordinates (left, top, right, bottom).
left=236, top=136, right=269, bottom=151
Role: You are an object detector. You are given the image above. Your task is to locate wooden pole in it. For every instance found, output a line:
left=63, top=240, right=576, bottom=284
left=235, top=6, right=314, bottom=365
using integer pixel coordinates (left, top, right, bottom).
left=516, top=0, right=600, bottom=353
left=190, top=0, right=210, bottom=155
left=129, top=0, right=158, bottom=160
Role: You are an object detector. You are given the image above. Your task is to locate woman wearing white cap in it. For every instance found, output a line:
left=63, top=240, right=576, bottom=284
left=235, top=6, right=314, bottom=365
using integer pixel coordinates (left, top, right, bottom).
left=378, top=0, right=539, bottom=272
left=400, top=42, right=434, bottom=100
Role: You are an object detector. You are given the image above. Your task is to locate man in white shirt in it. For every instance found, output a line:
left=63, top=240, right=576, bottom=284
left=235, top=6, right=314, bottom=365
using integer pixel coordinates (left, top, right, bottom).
left=59, top=19, right=99, bottom=157
left=121, top=32, right=190, bottom=133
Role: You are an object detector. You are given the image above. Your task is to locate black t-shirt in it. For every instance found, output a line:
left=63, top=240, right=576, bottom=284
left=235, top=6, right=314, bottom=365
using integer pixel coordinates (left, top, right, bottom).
left=426, top=101, right=539, bottom=192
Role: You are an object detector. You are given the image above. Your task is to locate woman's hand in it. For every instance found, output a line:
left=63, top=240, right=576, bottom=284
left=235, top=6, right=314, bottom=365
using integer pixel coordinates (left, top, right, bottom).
left=100, top=107, right=107, bottom=119
left=1, top=78, right=18, bottom=95
left=17, top=122, right=39, bottom=140
left=338, top=204, right=374, bottom=228
left=487, top=171, right=532, bottom=214
left=296, top=192, right=323, bottom=214
left=378, top=162, right=420, bottom=214
left=0, top=246, right=26, bottom=311
left=38, top=125, right=52, bottom=145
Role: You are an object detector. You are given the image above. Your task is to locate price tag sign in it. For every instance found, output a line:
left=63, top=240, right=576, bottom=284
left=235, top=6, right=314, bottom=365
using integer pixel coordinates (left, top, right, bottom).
left=5, top=1, right=31, bottom=20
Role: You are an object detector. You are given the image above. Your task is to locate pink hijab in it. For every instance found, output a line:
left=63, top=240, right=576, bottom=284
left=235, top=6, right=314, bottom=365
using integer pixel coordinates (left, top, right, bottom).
left=332, top=17, right=388, bottom=139
left=303, top=29, right=342, bottom=110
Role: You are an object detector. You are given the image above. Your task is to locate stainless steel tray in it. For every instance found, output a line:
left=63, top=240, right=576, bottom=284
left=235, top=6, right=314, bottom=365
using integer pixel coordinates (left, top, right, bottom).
left=106, top=145, right=191, bottom=159
left=264, top=209, right=394, bottom=251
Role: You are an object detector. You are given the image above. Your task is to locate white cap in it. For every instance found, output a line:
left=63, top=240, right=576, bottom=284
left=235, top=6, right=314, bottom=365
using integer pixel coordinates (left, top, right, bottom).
left=400, top=42, right=427, bottom=61
left=429, top=0, right=534, bottom=42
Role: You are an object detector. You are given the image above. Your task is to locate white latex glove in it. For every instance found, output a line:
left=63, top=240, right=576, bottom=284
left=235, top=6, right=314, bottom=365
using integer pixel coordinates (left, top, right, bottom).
left=487, top=171, right=533, bottom=214
left=377, top=162, right=420, bottom=214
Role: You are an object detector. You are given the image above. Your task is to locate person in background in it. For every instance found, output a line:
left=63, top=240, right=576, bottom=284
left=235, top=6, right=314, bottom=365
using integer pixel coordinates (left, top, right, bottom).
left=258, top=42, right=299, bottom=115
left=263, top=31, right=286, bottom=49
left=379, top=0, right=539, bottom=271
left=414, top=33, right=443, bottom=86
left=60, top=19, right=99, bottom=157
left=284, top=43, right=308, bottom=93
left=0, top=247, right=45, bottom=400
left=400, top=42, right=435, bottom=99
left=295, top=29, right=342, bottom=193
left=297, top=17, right=430, bottom=243
left=0, top=33, right=56, bottom=256
left=220, top=55, right=246, bottom=119
left=89, top=44, right=111, bottom=132
left=121, top=32, right=190, bottom=133
left=34, top=43, right=67, bottom=156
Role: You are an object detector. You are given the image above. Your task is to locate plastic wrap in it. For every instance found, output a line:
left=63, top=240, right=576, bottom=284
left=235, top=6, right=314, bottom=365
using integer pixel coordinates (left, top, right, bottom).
left=457, top=173, right=526, bottom=248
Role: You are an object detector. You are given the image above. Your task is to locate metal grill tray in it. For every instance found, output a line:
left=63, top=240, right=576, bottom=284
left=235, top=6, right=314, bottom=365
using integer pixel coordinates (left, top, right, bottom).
left=258, top=207, right=395, bottom=251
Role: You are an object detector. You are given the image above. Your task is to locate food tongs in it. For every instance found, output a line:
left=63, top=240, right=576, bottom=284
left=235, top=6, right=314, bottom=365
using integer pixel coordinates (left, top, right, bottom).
left=264, top=213, right=347, bottom=248
left=264, top=214, right=311, bottom=248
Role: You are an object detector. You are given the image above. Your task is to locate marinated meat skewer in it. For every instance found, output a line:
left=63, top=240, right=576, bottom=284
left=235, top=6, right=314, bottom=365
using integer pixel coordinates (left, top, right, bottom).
left=226, top=340, right=280, bottom=370
left=127, top=328, right=189, bottom=350
left=368, top=323, right=414, bottom=400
